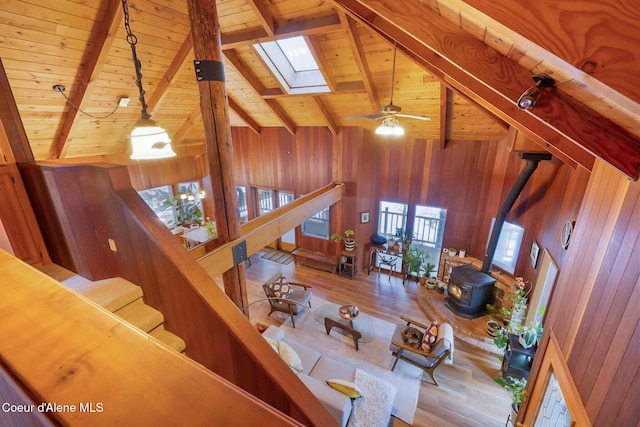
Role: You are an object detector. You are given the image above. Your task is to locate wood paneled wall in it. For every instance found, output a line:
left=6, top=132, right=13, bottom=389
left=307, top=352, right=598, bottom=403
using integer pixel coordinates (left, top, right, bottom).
left=230, top=126, right=588, bottom=280
left=526, top=160, right=640, bottom=426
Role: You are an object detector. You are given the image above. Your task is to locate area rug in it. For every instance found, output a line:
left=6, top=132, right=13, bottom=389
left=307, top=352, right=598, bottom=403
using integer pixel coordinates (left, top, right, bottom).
left=261, top=249, right=293, bottom=265
left=262, top=299, right=423, bottom=425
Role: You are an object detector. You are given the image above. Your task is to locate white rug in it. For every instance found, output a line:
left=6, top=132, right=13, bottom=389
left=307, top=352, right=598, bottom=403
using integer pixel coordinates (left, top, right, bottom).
left=258, top=299, right=423, bottom=425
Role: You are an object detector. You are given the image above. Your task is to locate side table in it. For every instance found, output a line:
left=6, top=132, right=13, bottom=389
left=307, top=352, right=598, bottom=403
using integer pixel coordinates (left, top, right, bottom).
left=502, top=333, right=536, bottom=380
left=339, top=248, right=359, bottom=279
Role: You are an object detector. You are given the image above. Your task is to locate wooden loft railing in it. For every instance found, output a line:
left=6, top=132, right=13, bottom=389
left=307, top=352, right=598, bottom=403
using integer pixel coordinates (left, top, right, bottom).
left=17, top=162, right=342, bottom=427
left=0, top=250, right=303, bottom=426
left=199, top=182, right=345, bottom=278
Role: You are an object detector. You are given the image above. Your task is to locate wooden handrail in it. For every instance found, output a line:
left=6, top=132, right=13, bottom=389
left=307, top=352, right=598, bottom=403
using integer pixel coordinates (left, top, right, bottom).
left=0, top=250, right=303, bottom=426
left=199, top=182, right=345, bottom=278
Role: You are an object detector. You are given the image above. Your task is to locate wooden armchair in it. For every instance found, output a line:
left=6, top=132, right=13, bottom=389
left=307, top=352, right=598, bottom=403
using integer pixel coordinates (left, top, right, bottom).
left=262, top=281, right=313, bottom=328
left=389, top=316, right=453, bottom=386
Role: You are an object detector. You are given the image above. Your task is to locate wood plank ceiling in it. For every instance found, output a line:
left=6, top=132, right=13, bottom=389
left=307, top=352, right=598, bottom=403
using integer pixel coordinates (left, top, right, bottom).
left=0, top=0, right=638, bottom=179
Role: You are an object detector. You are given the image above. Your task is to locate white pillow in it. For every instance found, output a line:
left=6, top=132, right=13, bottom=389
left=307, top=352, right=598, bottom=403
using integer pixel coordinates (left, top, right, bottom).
left=347, top=369, right=397, bottom=427
left=277, top=340, right=303, bottom=372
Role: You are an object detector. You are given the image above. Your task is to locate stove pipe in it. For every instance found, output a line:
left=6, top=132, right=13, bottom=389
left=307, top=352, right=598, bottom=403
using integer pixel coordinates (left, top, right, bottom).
left=481, top=152, right=552, bottom=273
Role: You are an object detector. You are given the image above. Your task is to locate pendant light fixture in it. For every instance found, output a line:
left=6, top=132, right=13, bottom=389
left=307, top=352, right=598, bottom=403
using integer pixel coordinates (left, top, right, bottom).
left=121, top=0, right=176, bottom=160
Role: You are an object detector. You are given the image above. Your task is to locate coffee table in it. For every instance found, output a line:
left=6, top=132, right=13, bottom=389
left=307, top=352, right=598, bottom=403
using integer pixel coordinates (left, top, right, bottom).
left=314, top=303, right=374, bottom=350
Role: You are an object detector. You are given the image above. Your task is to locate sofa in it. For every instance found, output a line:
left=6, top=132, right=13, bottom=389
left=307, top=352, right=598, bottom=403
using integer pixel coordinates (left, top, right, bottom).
left=263, top=326, right=355, bottom=427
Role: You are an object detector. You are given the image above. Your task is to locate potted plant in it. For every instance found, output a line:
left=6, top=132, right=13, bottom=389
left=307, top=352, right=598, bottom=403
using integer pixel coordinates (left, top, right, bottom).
left=494, top=376, right=527, bottom=419
left=404, top=246, right=429, bottom=283
left=331, top=229, right=355, bottom=251
left=422, top=262, right=437, bottom=288
left=396, top=228, right=413, bottom=251
left=164, top=194, right=203, bottom=226
left=448, top=247, right=457, bottom=256
left=487, top=280, right=545, bottom=352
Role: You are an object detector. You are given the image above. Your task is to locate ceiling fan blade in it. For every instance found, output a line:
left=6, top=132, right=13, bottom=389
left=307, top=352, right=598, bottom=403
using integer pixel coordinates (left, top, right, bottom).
left=395, top=113, right=432, bottom=121
left=345, top=114, right=386, bottom=120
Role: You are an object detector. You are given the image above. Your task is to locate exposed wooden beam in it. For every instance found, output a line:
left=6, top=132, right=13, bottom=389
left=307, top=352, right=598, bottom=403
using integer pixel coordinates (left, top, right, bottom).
left=147, top=35, right=193, bottom=115
left=246, top=0, right=276, bottom=36
left=187, top=0, right=246, bottom=308
left=173, top=106, right=202, bottom=145
left=228, top=97, right=261, bottom=134
left=261, top=82, right=366, bottom=99
left=338, top=12, right=380, bottom=114
left=0, top=59, right=32, bottom=162
left=337, top=0, right=640, bottom=180
left=223, top=51, right=296, bottom=135
left=49, top=0, right=122, bottom=159
left=305, top=35, right=337, bottom=92
left=199, top=183, right=345, bottom=278
left=439, top=83, right=450, bottom=149
left=221, top=14, right=342, bottom=50
left=310, top=96, right=339, bottom=136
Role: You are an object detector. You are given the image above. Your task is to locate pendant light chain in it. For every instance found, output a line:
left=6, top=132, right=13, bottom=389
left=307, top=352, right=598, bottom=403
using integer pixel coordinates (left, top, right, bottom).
left=122, top=0, right=150, bottom=120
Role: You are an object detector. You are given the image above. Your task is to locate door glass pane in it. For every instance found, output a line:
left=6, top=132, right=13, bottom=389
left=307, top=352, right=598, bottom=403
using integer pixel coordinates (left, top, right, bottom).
left=258, top=189, right=274, bottom=215
left=279, top=192, right=295, bottom=245
left=413, top=205, right=447, bottom=274
left=236, top=186, right=248, bottom=222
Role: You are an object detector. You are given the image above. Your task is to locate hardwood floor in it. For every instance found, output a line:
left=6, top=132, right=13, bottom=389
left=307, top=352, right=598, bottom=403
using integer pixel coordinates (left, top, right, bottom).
left=242, top=249, right=513, bottom=427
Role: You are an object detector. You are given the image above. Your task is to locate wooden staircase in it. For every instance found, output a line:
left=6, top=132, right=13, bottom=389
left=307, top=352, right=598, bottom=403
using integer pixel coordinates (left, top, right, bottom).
left=37, top=264, right=186, bottom=353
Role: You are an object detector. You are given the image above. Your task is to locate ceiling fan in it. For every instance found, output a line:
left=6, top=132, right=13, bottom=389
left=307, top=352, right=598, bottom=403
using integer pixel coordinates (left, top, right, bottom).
left=345, top=41, right=431, bottom=135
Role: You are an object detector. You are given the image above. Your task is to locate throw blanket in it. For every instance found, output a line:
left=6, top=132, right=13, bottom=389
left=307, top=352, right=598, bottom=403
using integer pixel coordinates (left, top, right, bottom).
left=348, top=369, right=397, bottom=427
left=439, top=323, right=454, bottom=364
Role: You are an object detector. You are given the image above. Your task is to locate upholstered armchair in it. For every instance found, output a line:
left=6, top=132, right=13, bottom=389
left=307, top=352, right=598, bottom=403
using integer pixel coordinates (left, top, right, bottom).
left=389, top=316, right=454, bottom=386
left=262, top=280, right=313, bottom=328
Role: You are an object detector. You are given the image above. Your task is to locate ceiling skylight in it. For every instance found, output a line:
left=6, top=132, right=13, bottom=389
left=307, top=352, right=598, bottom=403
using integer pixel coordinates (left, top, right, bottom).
left=255, top=36, right=329, bottom=95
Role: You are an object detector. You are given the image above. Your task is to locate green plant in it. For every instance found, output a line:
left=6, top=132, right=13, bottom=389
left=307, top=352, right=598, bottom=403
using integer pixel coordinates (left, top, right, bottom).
left=330, top=229, right=355, bottom=243
left=395, top=228, right=413, bottom=245
left=404, top=246, right=429, bottom=277
left=494, top=376, right=527, bottom=412
left=424, top=262, right=436, bottom=277
left=487, top=280, right=545, bottom=351
left=164, top=195, right=203, bottom=225
left=204, top=218, right=216, bottom=235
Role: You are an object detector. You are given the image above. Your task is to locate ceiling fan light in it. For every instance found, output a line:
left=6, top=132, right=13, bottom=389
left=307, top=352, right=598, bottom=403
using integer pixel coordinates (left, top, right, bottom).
left=375, top=116, right=404, bottom=136
left=129, top=118, right=177, bottom=160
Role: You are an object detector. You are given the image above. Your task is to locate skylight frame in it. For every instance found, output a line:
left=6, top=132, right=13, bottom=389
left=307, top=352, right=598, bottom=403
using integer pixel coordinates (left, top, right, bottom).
left=254, top=36, right=330, bottom=95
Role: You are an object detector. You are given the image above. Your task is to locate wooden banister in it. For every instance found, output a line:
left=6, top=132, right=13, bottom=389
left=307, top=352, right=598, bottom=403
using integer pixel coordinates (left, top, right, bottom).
left=17, top=162, right=341, bottom=426
left=0, top=250, right=304, bottom=426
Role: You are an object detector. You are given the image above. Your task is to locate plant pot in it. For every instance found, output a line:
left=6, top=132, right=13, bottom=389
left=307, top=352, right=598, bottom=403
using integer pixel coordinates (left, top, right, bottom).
left=425, top=278, right=437, bottom=289
left=510, top=403, right=518, bottom=425
left=449, top=249, right=457, bottom=256
left=459, top=249, right=466, bottom=258
left=344, top=239, right=355, bottom=251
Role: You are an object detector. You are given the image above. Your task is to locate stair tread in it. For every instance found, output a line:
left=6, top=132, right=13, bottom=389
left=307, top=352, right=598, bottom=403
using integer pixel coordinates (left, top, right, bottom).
left=149, top=326, right=186, bottom=353
left=73, top=278, right=143, bottom=312
left=114, top=299, right=163, bottom=333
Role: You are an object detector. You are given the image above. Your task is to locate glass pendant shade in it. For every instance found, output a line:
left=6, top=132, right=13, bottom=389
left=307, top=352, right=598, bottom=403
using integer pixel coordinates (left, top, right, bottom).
left=129, top=118, right=176, bottom=160
left=375, top=117, right=405, bottom=136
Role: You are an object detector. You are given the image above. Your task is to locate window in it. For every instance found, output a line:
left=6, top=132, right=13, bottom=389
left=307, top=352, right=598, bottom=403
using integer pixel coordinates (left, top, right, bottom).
left=257, top=189, right=274, bottom=215
left=302, top=207, right=329, bottom=239
left=236, top=186, right=248, bottom=222
left=254, top=36, right=329, bottom=95
left=412, top=205, right=446, bottom=249
left=138, top=185, right=176, bottom=228
left=377, top=201, right=409, bottom=239
left=488, top=218, right=525, bottom=274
